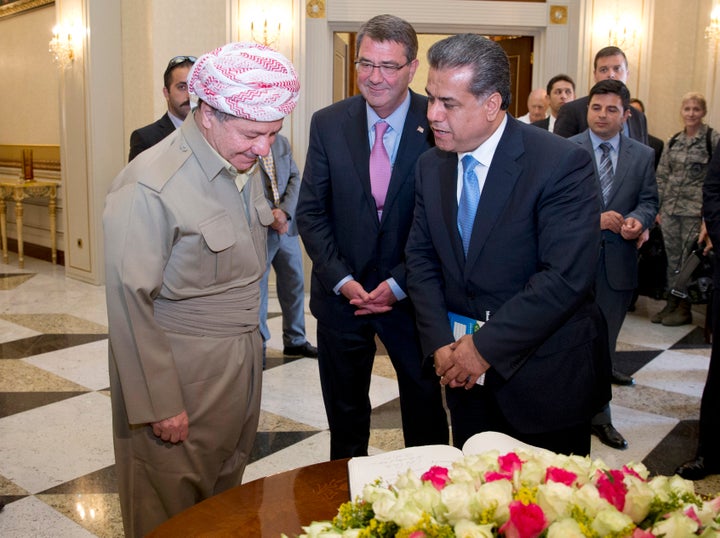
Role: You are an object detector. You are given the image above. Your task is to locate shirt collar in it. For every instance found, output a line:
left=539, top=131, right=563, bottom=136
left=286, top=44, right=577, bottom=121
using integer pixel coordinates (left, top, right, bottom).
left=168, top=111, right=185, bottom=129
left=366, top=90, right=411, bottom=134
left=588, top=130, right=621, bottom=153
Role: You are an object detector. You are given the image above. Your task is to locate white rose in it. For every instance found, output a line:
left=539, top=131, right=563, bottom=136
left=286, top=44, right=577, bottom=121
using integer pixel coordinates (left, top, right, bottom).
left=546, top=518, right=586, bottom=538
left=453, top=519, right=496, bottom=538
left=409, top=482, right=443, bottom=516
left=622, top=475, right=653, bottom=523
left=298, top=521, right=344, bottom=537
left=652, top=511, right=700, bottom=537
left=441, top=482, right=476, bottom=524
left=475, top=479, right=513, bottom=523
left=536, top=482, right=574, bottom=522
left=573, top=483, right=611, bottom=517
left=372, top=489, right=423, bottom=527
left=591, top=508, right=633, bottom=536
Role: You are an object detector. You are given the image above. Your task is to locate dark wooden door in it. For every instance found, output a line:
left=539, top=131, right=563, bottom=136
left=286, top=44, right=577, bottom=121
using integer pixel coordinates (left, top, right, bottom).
left=495, top=36, right=534, bottom=119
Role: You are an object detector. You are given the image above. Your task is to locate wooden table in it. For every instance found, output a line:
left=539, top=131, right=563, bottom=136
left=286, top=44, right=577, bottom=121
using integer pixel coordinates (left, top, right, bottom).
left=147, top=459, right=349, bottom=537
left=0, top=179, right=58, bottom=268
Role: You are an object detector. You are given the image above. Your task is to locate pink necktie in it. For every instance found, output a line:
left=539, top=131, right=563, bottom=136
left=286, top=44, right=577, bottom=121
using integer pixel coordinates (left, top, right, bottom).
left=369, top=121, right=391, bottom=219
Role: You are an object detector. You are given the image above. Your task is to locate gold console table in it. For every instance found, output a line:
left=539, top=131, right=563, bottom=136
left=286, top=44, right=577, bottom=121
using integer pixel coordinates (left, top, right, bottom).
left=0, top=179, right=58, bottom=268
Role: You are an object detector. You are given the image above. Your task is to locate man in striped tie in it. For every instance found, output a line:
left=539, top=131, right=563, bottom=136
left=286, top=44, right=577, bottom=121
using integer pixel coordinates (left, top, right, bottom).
left=569, top=79, right=658, bottom=450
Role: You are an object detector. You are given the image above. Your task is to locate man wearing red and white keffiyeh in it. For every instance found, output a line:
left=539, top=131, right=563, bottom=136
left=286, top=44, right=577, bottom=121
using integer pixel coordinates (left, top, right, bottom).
left=104, top=42, right=299, bottom=537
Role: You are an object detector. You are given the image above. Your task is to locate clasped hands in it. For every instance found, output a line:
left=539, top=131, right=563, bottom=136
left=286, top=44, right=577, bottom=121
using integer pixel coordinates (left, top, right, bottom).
left=340, top=279, right=396, bottom=315
left=434, top=335, right=490, bottom=390
left=601, top=212, right=645, bottom=245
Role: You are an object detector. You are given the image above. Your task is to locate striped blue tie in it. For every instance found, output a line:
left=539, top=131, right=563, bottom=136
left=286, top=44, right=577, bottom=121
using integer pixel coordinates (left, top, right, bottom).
left=458, top=155, right=480, bottom=255
left=598, top=143, right=614, bottom=204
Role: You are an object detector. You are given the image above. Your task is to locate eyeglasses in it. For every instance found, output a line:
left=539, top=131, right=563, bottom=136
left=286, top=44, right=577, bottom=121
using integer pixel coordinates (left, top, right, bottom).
left=167, top=55, right=197, bottom=69
left=354, top=60, right=411, bottom=77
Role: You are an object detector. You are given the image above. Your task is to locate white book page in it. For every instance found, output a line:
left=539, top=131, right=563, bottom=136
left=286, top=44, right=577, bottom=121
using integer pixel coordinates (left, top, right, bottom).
left=461, top=431, right=552, bottom=456
left=347, top=444, right=462, bottom=499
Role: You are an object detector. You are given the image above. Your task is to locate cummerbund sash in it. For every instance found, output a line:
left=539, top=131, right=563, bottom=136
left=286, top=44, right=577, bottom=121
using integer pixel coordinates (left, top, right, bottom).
left=154, top=284, right=260, bottom=337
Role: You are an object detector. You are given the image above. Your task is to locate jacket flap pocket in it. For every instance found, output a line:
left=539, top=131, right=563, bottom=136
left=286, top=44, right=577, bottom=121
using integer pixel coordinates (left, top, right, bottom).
left=199, top=213, right=236, bottom=252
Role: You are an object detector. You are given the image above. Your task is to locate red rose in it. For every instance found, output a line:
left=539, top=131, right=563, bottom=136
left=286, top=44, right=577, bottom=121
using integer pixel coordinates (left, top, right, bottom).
left=498, top=500, right=547, bottom=538
left=421, top=465, right=450, bottom=491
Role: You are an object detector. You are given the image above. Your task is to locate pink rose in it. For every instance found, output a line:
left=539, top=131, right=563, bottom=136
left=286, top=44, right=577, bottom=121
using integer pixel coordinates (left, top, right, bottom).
left=499, top=452, right=524, bottom=473
left=421, top=465, right=450, bottom=491
left=684, top=505, right=701, bottom=525
left=409, top=532, right=426, bottom=538
left=498, top=500, right=547, bottom=538
left=485, top=471, right=512, bottom=482
left=622, top=465, right=644, bottom=481
left=596, top=469, right=627, bottom=511
left=545, top=467, right=577, bottom=486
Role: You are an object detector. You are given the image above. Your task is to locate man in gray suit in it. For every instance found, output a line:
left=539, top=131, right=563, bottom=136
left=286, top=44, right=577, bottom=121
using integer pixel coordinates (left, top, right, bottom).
left=258, top=134, right=317, bottom=359
left=569, top=79, right=658, bottom=449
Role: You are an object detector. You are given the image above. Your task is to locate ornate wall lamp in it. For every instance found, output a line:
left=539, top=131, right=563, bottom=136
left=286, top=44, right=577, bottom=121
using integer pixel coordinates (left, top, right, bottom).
left=251, top=17, right=281, bottom=48
left=706, top=4, right=720, bottom=47
left=49, top=21, right=84, bottom=69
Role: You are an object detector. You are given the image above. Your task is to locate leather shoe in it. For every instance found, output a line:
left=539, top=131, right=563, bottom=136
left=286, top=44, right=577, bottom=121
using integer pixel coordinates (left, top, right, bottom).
left=611, top=369, right=635, bottom=386
left=283, top=342, right=318, bottom=358
left=592, top=423, right=628, bottom=449
left=675, top=457, right=720, bottom=480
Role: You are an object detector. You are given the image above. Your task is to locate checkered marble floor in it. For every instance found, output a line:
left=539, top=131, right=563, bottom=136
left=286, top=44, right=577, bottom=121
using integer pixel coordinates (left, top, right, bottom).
left=1, top=256, right=719, bottom=537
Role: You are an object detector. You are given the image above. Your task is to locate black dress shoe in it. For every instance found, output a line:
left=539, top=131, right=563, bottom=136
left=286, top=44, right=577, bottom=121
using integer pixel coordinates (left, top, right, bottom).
left=592, top=423, right=628, bottom=449
left=611, top=369, right=635, bottom=386
left=675, top=456, right=720, bottom=480
left=283, top=342, right=318, bottom=358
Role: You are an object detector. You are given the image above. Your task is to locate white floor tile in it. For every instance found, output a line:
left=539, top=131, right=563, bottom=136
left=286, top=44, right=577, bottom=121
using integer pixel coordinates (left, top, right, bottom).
left=0, top=317, right=40, bottom=344
left=23, top=339, right=110, bottom=391
left=0, top=392, right=113, bottom=494
left=618, top=312, right=696, bottom=350
left=591, top=404, right=678, bottom=470
left=0, top=495, right=96, bottom=537
left=242, top=431, right=331, bottom=484
left=260, top=358, right=399, bottom=429
left=634, top=349, right=711, bottom=398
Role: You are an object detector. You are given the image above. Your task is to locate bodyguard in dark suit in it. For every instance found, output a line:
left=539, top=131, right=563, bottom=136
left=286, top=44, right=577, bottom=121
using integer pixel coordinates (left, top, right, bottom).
left=128, top=55, right=196, bottom=161
left=569, top=80, right=658, bottom=450
left=554, top=47, right=648, bottom=146
left=675, top=140, right=720, bottom=479
left=297, top=15, right=448, bottom=459
left=406, top=34, right=608, bottom=456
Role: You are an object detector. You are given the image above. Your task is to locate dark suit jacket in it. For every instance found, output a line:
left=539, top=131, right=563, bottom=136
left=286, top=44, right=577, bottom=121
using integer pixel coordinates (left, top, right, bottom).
left=405, top=116, right=607, bottom=433
left=703, top=141, right=720, bottom=284
left=297, top=91, right=434, bottom=328
left=554, top=96, right=649, bottom=145
left=531, top=117, right=550, bottom=131
left=648, top=134, right=664, bottom=170
left=128, top=113, right=176, bottom=162
left=569, top=132, right=658, bottom=291
left=259, top=134, right=300, bottom=236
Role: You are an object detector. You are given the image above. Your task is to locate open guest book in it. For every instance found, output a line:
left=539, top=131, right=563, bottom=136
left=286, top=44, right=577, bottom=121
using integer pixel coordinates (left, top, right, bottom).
left=347, top=431, right=552, bottom=499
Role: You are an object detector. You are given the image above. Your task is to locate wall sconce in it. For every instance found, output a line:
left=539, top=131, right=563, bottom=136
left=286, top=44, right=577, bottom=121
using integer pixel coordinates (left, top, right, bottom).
left=251, top=18, right=281, bottom=48
left=49, top=22, right=83, bottom=69
left=606, top=17, right=640, bottom=50
left=706, top=5, right=720, bottom=47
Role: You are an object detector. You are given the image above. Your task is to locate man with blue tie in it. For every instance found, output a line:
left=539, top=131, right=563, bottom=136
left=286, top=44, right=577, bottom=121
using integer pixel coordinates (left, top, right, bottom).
left=406, top=33, right=609, bottom=456
left=297, top=14, right=448, bottom=459
left=569, top=80, right=658, bottom=450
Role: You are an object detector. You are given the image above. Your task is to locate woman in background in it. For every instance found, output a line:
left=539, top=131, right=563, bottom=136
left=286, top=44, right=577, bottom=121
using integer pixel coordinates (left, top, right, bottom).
left=652, top=92, right=720, bottom=326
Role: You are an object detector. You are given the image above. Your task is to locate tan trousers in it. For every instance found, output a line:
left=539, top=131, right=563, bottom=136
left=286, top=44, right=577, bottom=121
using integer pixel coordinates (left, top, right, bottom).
left=111, top=329, right=263, bottom=538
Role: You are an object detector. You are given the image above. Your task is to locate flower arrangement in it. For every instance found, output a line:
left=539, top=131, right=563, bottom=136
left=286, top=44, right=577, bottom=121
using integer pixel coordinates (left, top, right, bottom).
left=296, top=448, right=720, bottom=538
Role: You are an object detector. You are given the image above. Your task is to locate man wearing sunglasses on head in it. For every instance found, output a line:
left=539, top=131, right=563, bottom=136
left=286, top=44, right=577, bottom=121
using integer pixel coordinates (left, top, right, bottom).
left=128, top=55, right=196, bottom=161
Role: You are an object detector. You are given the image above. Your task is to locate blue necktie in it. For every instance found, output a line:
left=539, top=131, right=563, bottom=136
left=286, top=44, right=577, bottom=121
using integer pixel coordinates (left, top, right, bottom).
left=458, top=155, right=480, bottom=255
left=598, top=142, right=614, bottom=205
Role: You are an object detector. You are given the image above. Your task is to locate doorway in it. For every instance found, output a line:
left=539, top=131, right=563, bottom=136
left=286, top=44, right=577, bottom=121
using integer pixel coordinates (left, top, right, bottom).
left=332, top=33, right=534, bottom=119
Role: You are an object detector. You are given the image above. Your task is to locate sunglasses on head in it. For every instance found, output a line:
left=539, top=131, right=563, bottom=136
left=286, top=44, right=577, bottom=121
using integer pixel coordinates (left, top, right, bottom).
left=167, top=55, right=197, bottom=69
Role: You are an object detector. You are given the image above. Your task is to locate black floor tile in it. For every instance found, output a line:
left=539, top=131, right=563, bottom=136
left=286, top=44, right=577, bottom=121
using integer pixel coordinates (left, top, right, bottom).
left=0, top=391, right=91, bottom=419
left=671, top=326, right=712, bottom=349
left=615, top=349, right=664, bottom=376
left=642, top=419, right=699, bottom=477
left=249, top=431, right=319, bottom=462
left=0, top=334, right=108, bottom=359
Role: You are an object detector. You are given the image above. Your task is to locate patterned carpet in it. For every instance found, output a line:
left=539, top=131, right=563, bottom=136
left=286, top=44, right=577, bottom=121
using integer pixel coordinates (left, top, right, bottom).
left=0, top=256, right=718, bottom=537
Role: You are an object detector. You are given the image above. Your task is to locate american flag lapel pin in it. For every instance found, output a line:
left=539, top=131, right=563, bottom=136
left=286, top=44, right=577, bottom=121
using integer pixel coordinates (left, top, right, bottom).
left=417, top=126, right=424, bottom=133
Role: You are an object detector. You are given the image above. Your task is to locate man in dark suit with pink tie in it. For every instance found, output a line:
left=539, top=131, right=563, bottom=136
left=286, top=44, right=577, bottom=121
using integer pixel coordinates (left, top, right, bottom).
left=297, top=14, right=448, bottom=460
left=406, top=34, right=610, bottom=456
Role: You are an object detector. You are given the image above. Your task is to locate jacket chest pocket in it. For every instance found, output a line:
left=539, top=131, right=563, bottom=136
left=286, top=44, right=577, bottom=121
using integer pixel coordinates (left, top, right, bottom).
left=199, top=212, right=237, bottom=282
